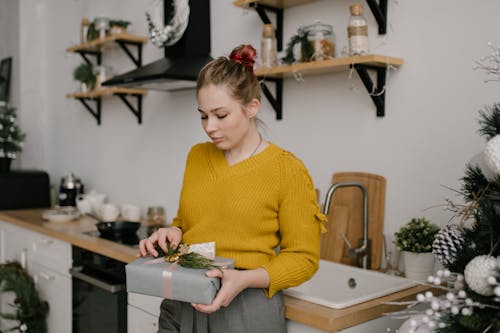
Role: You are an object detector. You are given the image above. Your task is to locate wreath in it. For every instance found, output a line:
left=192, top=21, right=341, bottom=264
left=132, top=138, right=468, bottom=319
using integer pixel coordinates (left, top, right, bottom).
left=146, top=0, right=190, bottom=48
left=0, top=262, right=49, bottom=333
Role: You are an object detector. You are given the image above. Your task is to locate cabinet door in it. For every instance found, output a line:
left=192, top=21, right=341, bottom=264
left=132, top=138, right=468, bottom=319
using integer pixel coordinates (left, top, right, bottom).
left=0, top=221, right=34, bottom=266
left=128, top=305, right=159, bottom=333
left=31, top=261, right=72, bottom=333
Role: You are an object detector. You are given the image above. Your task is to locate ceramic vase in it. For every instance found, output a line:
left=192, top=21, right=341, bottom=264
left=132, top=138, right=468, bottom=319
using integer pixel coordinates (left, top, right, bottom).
left=402, top=251, right=435, bottom=282
left=0, top=157, right=12, bottom=173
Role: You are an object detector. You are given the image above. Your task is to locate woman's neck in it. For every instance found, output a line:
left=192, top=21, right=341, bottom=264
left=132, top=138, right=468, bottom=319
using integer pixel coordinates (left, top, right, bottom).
left=224, top=130, right=265, bottom=166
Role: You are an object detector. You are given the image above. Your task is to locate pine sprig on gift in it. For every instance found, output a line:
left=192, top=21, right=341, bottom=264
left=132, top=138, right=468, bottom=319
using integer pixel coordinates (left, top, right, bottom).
left=461, top=165, right=491, bottom=202
left=154, top=242, right=223, bottom=273
left=478, top=103, right=500, bottom=140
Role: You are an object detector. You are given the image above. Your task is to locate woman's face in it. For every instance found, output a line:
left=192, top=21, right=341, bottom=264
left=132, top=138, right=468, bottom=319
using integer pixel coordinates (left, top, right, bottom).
left=197, top=84, right=256, bottom=151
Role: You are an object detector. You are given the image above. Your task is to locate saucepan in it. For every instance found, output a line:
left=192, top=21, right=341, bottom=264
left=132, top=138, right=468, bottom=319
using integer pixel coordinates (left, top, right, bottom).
left=86, top=213, right=141, bottom=238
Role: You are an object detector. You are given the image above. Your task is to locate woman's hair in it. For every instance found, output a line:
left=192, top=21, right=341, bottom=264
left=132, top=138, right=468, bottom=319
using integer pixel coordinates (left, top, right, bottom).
left=197, top=44, right=261, bottom=105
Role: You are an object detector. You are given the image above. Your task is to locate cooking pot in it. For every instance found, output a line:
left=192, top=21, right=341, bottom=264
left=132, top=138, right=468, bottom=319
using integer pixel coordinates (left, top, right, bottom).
left=95, top=221, right=141, bottom=238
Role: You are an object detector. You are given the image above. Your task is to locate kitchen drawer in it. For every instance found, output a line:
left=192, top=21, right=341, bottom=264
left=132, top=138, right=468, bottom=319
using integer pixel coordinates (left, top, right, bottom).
left=128, top=292, right=163, bottom=316
left=31, top=234, right=71, bottom=277
left=128, top=305, right=159, bottom=333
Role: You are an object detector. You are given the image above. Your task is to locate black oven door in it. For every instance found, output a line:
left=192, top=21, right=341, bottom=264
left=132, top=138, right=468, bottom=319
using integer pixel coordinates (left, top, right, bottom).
left=71, top=247, right=127, bottom=333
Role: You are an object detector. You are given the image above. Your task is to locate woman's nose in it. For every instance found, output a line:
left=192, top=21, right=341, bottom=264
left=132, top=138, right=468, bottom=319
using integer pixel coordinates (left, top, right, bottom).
left=204, top=117, right=217, bottom=132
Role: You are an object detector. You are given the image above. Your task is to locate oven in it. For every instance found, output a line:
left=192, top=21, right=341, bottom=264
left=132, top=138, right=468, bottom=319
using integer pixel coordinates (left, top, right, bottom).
left=70, top=246, right=127, bottom=333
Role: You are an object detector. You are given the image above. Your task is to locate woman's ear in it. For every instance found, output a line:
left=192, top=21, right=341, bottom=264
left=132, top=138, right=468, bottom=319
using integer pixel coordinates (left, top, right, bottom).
left=245, top=98, right=260, bottom=118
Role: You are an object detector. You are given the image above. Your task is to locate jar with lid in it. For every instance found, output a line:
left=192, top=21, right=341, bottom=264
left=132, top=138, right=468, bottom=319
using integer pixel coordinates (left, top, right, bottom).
left=260, top=23, right=277, bottom=68
left=348, top=3, right=369, bottom=55
left=302, top=21, right=335, bottom=62
left=146, top=206, right=167, bottom=232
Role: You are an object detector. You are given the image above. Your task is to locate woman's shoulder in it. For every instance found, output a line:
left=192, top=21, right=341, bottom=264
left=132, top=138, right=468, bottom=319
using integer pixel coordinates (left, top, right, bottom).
left=188, top=142, right=216, bottom=155
left=270, top=143, right=308, bottom=171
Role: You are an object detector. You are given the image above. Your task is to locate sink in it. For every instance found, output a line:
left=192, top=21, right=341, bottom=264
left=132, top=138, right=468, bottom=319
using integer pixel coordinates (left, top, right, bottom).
left=284, top=259, right=417, bottom=309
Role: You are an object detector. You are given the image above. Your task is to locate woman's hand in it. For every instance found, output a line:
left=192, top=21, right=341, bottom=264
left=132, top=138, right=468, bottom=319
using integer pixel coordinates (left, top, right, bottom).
left=191, top=267, right=270, bottom=314
left=137, top=227, right=182, bottom=257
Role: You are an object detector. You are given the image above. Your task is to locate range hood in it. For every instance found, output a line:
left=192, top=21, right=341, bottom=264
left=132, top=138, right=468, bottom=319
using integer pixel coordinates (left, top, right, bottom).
left=103, top=0, right=212, bottom=91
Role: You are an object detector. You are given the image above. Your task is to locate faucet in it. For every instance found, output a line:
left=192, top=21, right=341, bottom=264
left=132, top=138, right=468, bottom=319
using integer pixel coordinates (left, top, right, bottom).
left=322, top=182, right=371, bottom=269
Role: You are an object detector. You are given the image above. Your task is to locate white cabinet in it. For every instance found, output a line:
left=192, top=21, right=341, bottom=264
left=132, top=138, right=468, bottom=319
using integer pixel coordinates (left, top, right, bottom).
left=127, top=292, right=163, bottom=333
left=0, top=220, right=72, bottom=333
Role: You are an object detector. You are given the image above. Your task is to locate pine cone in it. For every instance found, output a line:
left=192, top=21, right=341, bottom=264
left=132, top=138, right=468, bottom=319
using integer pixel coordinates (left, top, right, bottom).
left=432, top=224, right=464, bottom=266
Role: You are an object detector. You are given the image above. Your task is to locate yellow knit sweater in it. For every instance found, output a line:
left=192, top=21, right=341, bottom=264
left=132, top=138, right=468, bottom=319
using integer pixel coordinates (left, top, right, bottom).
left=172, top=142, right=326, bottom=297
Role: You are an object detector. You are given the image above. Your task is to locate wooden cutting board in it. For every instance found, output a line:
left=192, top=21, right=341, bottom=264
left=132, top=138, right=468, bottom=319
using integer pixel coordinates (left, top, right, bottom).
left=320, top=205, right=350, bottom=263
left=322, top=172, right=386, bottom=269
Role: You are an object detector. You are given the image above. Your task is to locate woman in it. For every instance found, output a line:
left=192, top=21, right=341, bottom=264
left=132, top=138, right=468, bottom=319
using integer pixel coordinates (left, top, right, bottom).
left=138, top=44, right=326, bottom=333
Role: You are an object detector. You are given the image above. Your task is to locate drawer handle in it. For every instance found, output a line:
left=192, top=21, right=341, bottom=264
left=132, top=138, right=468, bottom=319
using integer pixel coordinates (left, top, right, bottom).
left=39, top=271, right=55, bottom=281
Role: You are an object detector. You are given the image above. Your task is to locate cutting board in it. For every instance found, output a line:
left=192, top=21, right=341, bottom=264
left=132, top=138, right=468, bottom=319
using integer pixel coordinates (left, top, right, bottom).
left=320, top=205, right=350, bottom=263
left=322, top=172, right=386, bottom=269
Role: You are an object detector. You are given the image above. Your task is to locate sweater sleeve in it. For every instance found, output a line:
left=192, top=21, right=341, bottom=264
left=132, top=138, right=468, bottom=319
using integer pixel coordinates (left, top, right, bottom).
left=261, top=152, right=327, bottom=297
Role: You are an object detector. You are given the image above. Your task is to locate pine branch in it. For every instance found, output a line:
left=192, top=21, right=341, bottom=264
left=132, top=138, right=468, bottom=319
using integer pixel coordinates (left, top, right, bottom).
left=478, top=103, right=500, bottom=140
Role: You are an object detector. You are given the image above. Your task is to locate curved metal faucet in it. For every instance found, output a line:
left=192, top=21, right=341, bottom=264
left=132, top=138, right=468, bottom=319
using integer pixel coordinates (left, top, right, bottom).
left=323, top=182, right=371, bottom=269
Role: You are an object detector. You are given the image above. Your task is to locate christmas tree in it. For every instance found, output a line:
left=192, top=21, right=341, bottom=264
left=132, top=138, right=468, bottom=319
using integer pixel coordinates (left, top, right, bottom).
left=0, top=103, right=26, bottom=159
left=396, top=105, right=500, bottom=333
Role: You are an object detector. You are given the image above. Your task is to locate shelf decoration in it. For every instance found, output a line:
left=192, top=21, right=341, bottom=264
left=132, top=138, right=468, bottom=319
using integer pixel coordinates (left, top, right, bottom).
left=0, top=103, right=26, bottom=173
left=0, top=261, right=49, bottom=333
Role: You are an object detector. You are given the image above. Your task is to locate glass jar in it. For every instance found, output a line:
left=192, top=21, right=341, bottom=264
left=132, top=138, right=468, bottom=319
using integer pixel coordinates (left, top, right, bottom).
left=94, top=17, right=109, bottom=39
left=260, top=23, right=277, bottom=68
left=146, top=206, right=166, bottom=231
left=348, top=3, right=369, bottom=55
left=302, top=21, right=335, bottom=62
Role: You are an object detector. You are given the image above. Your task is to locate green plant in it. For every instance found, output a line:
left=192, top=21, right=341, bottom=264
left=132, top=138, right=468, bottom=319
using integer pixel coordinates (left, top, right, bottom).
left=73, top=63, right=96, bottom=88
left=109, top=19, right=131, bottom=28
left=394, top=217, right=439, bottom=253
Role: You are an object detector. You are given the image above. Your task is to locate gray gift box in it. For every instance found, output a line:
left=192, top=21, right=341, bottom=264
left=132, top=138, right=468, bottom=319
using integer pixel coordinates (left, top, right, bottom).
left=125, top=256, right=234, bottom=305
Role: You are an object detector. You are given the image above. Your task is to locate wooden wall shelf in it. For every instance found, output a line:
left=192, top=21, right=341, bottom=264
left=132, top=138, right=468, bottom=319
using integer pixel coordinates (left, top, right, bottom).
left=255, top=55, right=403, bottom=78
left=66, top=33, right=147, bottom=53
left=234, top=1, right=398, bottom=119
left=66, top=88, right=146, bottom=125
left=67, top=33, right=148, bottom=125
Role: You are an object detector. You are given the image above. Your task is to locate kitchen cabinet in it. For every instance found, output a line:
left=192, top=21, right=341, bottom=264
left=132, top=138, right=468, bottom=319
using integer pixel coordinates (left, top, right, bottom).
left=66, top=32, right=147, bottom=125
left=233, top=0, right=402, bottom=119
left=0, top=220, right=72, bottom=333
left=127, top=292, right=163, bottom=333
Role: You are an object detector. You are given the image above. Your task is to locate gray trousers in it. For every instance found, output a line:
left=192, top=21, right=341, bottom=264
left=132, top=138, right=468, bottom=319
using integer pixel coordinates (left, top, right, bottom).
left=158, top=288, right=286, bottom=333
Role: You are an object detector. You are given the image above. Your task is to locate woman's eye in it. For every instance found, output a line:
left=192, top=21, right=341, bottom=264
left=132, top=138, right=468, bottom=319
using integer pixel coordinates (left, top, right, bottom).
left=200, top=115, right=208, bottom=120
left=217, top=114, right=228, bottom=119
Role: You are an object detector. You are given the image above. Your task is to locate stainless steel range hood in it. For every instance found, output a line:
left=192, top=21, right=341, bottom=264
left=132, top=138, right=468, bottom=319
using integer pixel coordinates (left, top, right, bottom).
left=103, top=0, right=212, bottom=91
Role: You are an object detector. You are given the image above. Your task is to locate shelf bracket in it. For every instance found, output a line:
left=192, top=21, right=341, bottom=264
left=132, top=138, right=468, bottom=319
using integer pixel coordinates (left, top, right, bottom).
left=115, top=93, right=143, bottom=124
left=115, top=40, right=143, bottom=67
left=77, top=50, right=102, bottom=66
left=249, top=3, right=284, bottom=51
left=259, top=78, right=283, bottom=120
left=353, top=64, right=386, bottom=117
left=77, top=98, right=102, bottom=125
left=365, top=0, right=388, bottom=34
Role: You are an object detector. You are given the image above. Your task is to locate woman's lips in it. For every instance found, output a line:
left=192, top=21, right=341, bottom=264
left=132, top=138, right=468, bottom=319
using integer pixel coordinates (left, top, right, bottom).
left=211, top=137, right=223, bottom=143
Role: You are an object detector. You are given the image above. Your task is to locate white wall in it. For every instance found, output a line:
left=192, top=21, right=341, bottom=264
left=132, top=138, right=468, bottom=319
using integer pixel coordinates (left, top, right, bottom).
left=1, top=1, right=497, bottom=242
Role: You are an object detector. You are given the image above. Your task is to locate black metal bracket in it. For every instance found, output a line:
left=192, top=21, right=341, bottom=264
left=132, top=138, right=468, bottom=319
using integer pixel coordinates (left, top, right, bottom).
left=249, top=3, right=284, bottom=51
left=115, top=93, right=143, bottom=124
left=259, top=78, right=283, bottom=120
left=77, top=50, right=102, bottom=66
left=115, top=40, right=143, bottom=68
left=77, top=98, right=102, bottom=125
left=365, top=0, right=388, bottom=34
left=353, top=64, right=386, bottom=117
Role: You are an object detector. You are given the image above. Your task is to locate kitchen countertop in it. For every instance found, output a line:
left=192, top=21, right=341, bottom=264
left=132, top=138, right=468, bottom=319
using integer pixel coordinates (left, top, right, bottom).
left=0, top=208, right=429, bottom=332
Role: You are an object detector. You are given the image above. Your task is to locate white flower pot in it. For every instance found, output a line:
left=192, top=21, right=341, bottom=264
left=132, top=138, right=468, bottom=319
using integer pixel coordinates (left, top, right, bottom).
left=402, top=251, right=435, bottom=282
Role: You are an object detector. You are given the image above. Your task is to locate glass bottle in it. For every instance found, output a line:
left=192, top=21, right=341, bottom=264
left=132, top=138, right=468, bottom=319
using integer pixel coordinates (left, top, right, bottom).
left=146, top=206, right=166, bottom=232
left=348, top=3, right=368, bottom=56
left=302, top=21, right=335, bottom=62
left=81, top=18, right=89, bottom=44
left=260, top=23, right=277, bottom=68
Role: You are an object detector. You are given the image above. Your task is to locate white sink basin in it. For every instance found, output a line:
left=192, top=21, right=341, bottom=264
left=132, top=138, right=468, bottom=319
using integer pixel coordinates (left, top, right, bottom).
left=284, top=259, right=417, bottom=309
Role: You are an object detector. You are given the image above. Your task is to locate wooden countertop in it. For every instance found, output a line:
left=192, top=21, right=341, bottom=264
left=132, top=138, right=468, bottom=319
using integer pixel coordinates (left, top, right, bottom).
left=0, top=208, right=427, bottom=332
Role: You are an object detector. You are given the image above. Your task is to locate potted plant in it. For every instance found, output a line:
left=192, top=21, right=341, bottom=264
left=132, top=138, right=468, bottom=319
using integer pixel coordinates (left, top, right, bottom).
left=0, top=104, right=26, bottom=173
left=394, top=217, right=439, bottom=281
left=109, top=19, right=131, bottom=35
left=73, top=63, right=96, bottom=92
